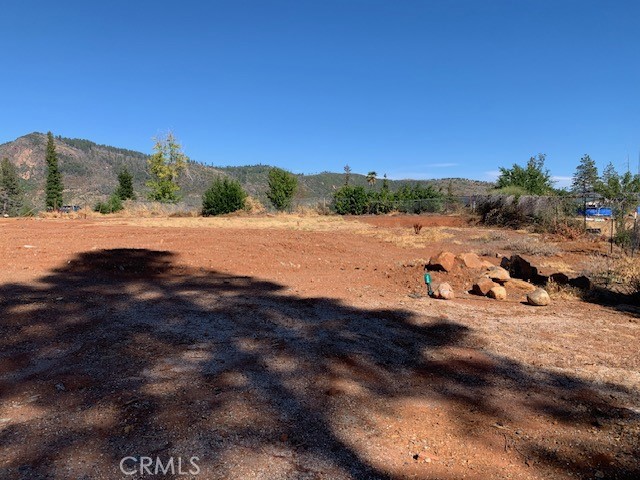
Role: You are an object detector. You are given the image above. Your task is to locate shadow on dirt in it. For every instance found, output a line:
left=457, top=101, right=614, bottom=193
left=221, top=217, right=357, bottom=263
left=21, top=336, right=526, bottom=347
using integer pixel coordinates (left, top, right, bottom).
left=0, top=249, right=638, bottom=479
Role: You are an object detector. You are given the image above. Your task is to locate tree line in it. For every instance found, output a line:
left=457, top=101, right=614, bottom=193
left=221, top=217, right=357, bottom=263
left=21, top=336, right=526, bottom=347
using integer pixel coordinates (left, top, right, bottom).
left=4, top=132, right=638, bottom=220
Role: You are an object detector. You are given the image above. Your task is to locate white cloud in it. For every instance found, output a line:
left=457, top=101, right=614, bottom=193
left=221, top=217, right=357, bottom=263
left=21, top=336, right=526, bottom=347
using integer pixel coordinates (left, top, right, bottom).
left=428, top=162, right=458, bottom=168
left=484, top=170, right=501, bottom=181
left=552, top=175, right=573, bottom=188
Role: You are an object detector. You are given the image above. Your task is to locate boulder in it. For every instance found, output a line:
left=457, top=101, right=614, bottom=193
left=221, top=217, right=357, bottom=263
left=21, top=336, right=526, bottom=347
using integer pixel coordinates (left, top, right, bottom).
left=481, top=260, right=495, bottom=270
left=456, top=252, right=484, bottom=269
left=487, top=285, right=507, bottom=300
left=485, top=266, right=510, bottom=283
left=569, top=275, right=592, bottom=290
left=527, top=288, right=550, bottom=306
left=506, top=255, right=538, bottom=282
left=504, top=278, right=536, bottom=292
left=434, top=282, right=455, bottom=300
left=472, top=277, right=498, bottom=296
left=427, top=251, right=456, bottom=272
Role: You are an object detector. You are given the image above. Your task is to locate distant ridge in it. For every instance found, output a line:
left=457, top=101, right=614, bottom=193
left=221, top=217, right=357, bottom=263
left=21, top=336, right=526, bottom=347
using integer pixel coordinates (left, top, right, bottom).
left=0, top=133, right=494, bottom=208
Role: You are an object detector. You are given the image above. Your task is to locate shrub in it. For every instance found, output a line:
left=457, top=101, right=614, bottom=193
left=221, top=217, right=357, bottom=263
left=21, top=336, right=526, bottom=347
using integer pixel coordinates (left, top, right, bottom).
left=267, top=167, right=298, bottom=211
left=332, top=185, right=369, bottom=215
left=202, top=177, right=247, bottom=216
left=94, top=194, right=123, bottom=214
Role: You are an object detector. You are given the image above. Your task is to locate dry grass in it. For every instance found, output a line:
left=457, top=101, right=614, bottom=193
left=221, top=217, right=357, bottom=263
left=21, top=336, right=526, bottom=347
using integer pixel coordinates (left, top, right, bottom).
left=470, top=230, right=509, bottom=243
left=110, top=214, right=369, bottom=232
left=583, top=255, right=640, bottom=295
left=244, top=196, right=266, bottom=214
left=545, top=281, right=583, bottom=300
left=38, top=207, right=98, bottom=219
left=366, top=226, right=454, bottom=248
left=501, top=237, right=560, bottom=256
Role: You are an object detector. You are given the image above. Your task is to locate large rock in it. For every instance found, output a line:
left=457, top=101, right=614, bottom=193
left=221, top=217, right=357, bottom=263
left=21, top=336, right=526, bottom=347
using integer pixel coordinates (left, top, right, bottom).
left=487, top=285, right=507, bottom=300
left=505, top=255, right=539, bottom=282
left=427, top=251, right=456, bottom=272
left=527, top=288, right=550, bottom=306
left=504, top=278, right=536, bottom=292
left=456, top=252, right=484, bottom=269
left=481, top=260, right=495, bottom=270
left=472, top=276, right=498, bottom=296
left=485, top=266, right=510, bottom=283
left=434, top=282, right=455, bottom=300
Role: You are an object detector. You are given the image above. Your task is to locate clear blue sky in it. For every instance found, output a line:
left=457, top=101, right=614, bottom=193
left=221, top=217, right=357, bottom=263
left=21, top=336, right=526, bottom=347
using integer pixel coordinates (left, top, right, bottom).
left=1, top=0, right=639, bottom=185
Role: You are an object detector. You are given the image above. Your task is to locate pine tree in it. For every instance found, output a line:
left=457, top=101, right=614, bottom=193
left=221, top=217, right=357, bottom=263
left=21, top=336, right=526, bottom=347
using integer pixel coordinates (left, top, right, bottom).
left=343, top=165, right=352, bottom=186
left=572, top=154, right=599, bottom=227
left=115, top=167, right=135, bottom=200
left=0, top=158, right=24, bottom=216
left=45, top=132, right=63, bottom=210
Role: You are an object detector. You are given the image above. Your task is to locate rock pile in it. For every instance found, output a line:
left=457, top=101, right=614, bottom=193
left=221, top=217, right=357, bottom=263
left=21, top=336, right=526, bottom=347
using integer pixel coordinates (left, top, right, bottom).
left=422, top=250, right=570, bottom=306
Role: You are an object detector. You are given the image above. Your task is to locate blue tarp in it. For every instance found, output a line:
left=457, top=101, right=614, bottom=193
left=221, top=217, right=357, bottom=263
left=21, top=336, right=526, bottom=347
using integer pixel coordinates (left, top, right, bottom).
left=580, top=207, right=613, bottom=216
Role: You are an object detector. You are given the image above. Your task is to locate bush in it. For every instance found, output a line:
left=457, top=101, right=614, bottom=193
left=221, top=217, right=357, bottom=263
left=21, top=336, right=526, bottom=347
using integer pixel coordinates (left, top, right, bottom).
left=202, top=177, right=247, bottom=216
left=267, top=168, right=298, bottom=211
left=332, top=185, right=369, bottom=214
left=94, top=194, right=123, bottom=214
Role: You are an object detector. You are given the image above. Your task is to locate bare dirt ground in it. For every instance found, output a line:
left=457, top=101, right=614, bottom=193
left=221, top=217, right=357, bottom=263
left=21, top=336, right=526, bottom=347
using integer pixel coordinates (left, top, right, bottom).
left=0, top=214, right=638, bottom=479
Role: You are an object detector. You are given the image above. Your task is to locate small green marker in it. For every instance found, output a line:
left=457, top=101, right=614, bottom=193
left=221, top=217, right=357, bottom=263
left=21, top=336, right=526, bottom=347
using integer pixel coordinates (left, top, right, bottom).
left=424, top=271, right=433, bottom=297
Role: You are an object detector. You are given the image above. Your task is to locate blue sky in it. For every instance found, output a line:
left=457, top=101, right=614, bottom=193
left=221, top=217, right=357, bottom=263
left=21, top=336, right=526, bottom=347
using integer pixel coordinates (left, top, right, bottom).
left=1, top=0, right=639, bottom=185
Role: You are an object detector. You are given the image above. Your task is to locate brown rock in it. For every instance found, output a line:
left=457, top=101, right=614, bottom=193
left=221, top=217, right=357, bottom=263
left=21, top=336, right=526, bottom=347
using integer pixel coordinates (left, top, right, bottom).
left=427, top=251, right=456, bottom=272
left=527, top=288, right=550, bottom=306
left=472, top=276, right=498, bottom=296
left=488, top=285, right=507, bottom=300
left=504, top=278, right=536, bottom=292
left=434, top=282, right=455, bottom=300
left=486, top=266, right=510, bottom=283
left=507, top=255, right=538, bottom=281
left=456, top=252, right=483, bottom=269
left=480, top=260, right=495, bottom=270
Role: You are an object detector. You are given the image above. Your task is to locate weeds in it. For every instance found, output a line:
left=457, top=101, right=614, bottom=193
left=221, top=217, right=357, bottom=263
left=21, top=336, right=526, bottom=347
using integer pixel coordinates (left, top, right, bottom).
left=502, top=238, right=560, bottom=256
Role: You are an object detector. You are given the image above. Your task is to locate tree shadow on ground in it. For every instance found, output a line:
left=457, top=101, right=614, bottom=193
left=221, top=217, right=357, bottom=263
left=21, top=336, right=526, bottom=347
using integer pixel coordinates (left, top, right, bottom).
left=0, top=249, right=638, bottom=479
left=580, top=286, right=640, bottom=318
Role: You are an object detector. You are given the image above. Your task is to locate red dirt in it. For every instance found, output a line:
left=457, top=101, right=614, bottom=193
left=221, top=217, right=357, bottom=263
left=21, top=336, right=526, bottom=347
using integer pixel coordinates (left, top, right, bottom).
left=0, top=217, right=638, bottom=480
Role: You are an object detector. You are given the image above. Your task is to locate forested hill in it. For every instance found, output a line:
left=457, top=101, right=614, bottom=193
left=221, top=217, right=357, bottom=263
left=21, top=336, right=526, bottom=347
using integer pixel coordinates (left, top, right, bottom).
left=0, top=132, right=493, bottom=207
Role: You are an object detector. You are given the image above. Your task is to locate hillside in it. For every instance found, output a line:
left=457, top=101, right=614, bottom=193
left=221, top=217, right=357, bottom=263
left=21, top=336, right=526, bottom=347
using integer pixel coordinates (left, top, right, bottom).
left=0, top=133, right=494, bottom=209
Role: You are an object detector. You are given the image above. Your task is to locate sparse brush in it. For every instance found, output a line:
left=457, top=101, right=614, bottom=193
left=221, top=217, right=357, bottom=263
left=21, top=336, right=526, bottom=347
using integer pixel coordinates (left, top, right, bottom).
left=502, top=237, right=560, bottom=256
left=243, top=196, right=266, bottom=214
left=545, top=281, right=583, bottom=300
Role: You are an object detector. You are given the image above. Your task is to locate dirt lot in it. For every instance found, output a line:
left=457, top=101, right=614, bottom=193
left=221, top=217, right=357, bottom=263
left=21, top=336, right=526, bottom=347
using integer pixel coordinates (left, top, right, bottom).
left=0, top=215, right=638, bottom=479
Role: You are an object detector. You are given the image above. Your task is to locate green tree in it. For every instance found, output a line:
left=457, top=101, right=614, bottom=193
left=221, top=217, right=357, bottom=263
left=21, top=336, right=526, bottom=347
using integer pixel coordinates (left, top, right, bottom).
left=115, top=167, right=135, bottom=200
left=202, top=177, right=247, bottom=216
left=146, top=132, right=188, bottom=203
left=366, top=171, right=377, bottom=188
left=496, top=154, right=554, bottom=195
left=45, top=132, right=64, bottom=209
left=572, top=154, right=599, bottom=195
left=595, top=163, right=640, bottom=217
left=0, top=158, right=24, bottom=216
left=572, top=154, right=599, bottom=227
left=267, top=167, right=298, bottom=211
left=343, top=165, right=352, bottom=186
left=381, top=173, right=389, bottom=193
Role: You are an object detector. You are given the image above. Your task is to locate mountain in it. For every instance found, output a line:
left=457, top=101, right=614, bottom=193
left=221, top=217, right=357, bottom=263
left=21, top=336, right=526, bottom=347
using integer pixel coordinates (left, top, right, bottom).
left=0, top=132, right=494, bottom=209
